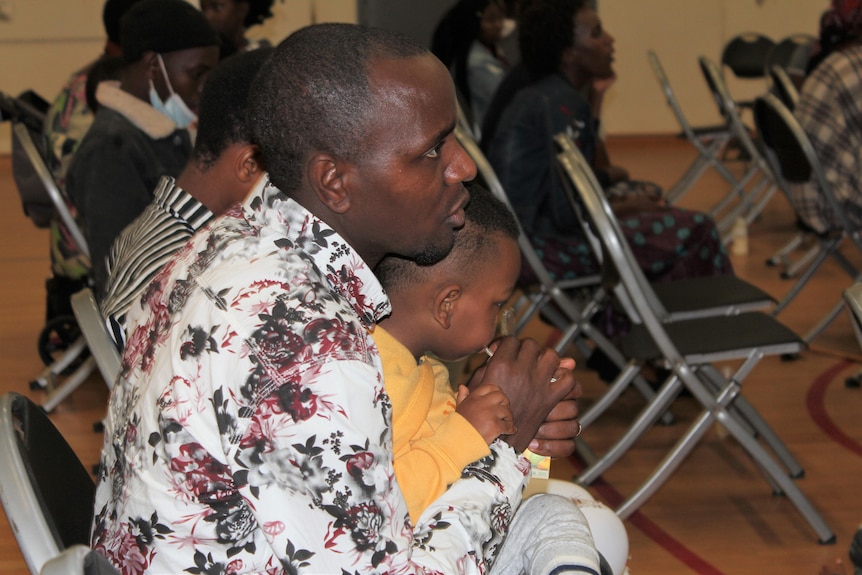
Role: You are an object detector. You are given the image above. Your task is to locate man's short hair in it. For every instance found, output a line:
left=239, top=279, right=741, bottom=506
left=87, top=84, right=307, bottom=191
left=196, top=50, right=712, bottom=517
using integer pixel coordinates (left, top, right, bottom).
left=519, top=0, right=590, bottom=79
left=248, top=23, right=427, bottom=194
left=376, top=182, right=520, bottom=292
left=193, top=47, right=272, bottom=167
left=120, top=0, right=221, bottom=63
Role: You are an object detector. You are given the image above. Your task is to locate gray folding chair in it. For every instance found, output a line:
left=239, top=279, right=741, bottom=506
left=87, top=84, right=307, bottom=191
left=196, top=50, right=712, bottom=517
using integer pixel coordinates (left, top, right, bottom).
left=765, top=33, right=816, bottom=81
left=455, top=127, right=630, bottom=367
left=646, top=50, right=736, bottom=205
left=0, top=393, right=97, bottom=574
left=554, top=132, right=774, bottom=427
left=70, top=288, right=120, bottom=393
left=2, top=90, right=98, bottom=412
left=761, top=69, right=824, bottom=277
left=455, top=126, right=681, bottom=433
left=699, top=56, right=779, bottom=240
left=768, top=65, right=800, bottom=112
left=753, top=94, right=862, bottom=343
left=554, top=134, right=835, bottom=544
left=720, top=32, right=775, bottom=110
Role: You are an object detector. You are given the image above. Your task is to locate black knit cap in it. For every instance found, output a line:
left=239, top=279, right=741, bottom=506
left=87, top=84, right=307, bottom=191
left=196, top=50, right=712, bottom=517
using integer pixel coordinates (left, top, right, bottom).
left=120, top=0, right=220, bottom=63
left=103, top=0, right=144, bottom=44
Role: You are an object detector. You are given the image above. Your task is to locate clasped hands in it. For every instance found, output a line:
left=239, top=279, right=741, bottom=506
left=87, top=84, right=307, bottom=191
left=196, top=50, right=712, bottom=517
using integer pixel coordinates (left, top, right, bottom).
left=465, top=336, right=582, bottom=457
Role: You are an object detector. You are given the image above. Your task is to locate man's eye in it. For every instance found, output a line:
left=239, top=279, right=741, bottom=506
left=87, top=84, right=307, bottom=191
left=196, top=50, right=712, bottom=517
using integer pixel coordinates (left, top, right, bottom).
left=426, top=145, right=442, bottom=158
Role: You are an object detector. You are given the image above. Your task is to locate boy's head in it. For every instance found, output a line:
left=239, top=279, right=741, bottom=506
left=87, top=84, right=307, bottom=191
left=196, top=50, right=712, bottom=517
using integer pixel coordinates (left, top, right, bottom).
left=376, top=182, right=521, bottom=361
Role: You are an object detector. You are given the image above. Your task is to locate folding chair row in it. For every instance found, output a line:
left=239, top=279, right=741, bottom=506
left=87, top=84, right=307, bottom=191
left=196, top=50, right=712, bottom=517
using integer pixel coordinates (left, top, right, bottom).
left=647, top=51, right=780, bottom=242
left=753, top=93, right=862, bottom=344
left=554, top=132, right=835, bottom=544
left=698, top=56, right=779, bottom=239
left=646, top=50, right=736, bottom=206
left=456, top=125, right=774, bottom=430
left=2, top=90, right=111, bottom=410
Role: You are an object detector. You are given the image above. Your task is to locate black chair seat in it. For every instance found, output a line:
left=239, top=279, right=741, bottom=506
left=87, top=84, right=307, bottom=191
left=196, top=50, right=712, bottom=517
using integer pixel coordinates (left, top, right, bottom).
left=623, top=312, right=804, bottom=362
left=652, top=275, right=774, bottom=317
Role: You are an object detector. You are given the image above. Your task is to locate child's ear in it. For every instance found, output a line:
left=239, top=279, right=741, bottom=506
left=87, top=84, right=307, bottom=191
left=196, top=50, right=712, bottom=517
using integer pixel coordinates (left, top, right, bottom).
left=433, top=285, right=462, bottom=329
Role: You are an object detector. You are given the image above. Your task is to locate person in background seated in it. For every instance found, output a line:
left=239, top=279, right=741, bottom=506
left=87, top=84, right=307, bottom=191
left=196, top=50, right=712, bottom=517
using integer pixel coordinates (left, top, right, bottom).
left=201, top=0, right=275, bottom=53
left=431, top=0, right=510, bottom=136
left=42, top=0, right=144, bottom=296
left=486, top=0, right=731, bottom=288
left=44, top=0, right=144, bottom=187
left=375, top=182, right=605, bottom=575
left=792, top=0, right=862, bottom=236
left=66, top=0, right=220, bottom=295
left=100, top=47, right=271, bottom=347
left=92, top=23, right=582, bottom=573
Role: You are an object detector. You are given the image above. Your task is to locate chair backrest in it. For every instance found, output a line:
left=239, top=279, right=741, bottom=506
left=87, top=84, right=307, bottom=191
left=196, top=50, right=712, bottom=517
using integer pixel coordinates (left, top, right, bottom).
left=553, top=134, right=682, bottom=363
left=454, top=127, right=601, bottom=336
left=720, top=32, right=775, bottom=79
left=647, top=50, right=702, bottom=143
left=752, top=94, right=818, bottom=188
left=455, top=127, right=597, bottom=289
left=552, top=133, right=671, bottom=323
left=766, top=33, right=816, bottom=78
left=1, top=90, right=90, bottom=258
left=768, top=65, right=800, bottom=111
left=71, top=288, right=121, bottom=389
left=2, top=91, right=52, bottom=228
left=699, top=56, right=771, bottom=172
left=755, top=93, right=862, bottom=243
left=0, top=393, right=96, bottom=574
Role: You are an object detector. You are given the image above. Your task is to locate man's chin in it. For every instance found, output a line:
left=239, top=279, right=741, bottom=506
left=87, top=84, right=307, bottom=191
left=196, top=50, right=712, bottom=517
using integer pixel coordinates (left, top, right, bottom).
left=412, top=236, right=457, bottom=267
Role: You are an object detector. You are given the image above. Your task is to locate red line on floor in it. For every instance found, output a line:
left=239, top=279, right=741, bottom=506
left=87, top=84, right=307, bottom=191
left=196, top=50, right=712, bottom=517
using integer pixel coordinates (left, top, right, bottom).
left=553, top=329, right=726, bottom=573
left=807, top=360, right=862, bottom=458
left=569, top=457, right=728, bottom=575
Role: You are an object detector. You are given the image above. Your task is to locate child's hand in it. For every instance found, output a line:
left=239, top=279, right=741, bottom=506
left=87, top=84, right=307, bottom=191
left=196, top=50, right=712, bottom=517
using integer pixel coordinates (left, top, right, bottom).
left=455, top=384, right=516, bottom=444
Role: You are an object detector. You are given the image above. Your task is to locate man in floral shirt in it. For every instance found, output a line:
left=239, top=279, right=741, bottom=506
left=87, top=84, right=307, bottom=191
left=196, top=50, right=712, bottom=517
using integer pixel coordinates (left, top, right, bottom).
left=92, top=23, right=583, bottom=575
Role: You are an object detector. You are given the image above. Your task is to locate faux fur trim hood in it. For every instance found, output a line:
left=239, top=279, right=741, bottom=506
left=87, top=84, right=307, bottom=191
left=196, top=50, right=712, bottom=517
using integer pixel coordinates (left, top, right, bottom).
left=95, top=81, right=178, bottom=140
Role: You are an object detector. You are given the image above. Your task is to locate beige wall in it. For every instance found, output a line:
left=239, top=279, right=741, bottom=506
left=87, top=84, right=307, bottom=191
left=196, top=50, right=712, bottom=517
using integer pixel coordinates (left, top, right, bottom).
left=0, top=0, right=356, bottom=153
left=0, top=0, right=828, bottom=154
left=601, top=0, right=824, bottom=134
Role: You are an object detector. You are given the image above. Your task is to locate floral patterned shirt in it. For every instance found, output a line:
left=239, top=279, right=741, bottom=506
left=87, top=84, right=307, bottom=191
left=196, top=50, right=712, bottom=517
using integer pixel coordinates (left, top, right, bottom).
left=92, top=176, right=530, bottom=575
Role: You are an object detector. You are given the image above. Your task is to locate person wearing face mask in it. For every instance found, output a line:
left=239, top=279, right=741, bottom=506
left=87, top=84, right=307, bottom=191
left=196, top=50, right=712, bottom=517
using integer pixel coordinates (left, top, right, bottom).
left=66, top=0, right=220, bottom=295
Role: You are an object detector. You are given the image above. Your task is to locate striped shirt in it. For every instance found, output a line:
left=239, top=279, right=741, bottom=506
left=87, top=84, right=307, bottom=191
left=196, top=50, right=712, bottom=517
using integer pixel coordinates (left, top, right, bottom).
left=100, top=175, right=212, bottom=345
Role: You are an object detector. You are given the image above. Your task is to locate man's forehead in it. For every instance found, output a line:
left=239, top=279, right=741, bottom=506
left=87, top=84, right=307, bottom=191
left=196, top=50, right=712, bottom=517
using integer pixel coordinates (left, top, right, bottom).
left=367, top=53, right=454, bottom=108
left=368, top=53, right=441, bottom=87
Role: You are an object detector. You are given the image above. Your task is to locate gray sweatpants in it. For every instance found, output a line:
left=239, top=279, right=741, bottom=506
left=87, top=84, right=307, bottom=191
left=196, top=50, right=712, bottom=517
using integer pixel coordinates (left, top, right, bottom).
left=490, top=493, right=602, bottom=575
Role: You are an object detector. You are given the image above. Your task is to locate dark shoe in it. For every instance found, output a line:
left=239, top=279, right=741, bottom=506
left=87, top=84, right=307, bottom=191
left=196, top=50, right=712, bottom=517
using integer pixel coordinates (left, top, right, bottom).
left=586, top=349, right=621, bottom=383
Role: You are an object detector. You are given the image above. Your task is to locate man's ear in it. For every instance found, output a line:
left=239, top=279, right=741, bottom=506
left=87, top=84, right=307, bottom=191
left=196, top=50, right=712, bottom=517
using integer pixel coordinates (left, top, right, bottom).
left=234, top=144, right=263, bottom=183
left=433, top=285, right=462, bottom=329
left=307, top=152, right=351, bottom=214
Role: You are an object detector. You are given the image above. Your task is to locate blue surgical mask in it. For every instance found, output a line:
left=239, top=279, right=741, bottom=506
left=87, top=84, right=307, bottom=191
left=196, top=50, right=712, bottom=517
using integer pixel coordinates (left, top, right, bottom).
left=148, top=54, right=197, bottom=129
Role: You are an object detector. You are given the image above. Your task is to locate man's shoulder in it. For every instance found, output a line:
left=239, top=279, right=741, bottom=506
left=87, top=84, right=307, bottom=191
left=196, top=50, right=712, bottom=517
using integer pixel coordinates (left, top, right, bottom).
left=152, top=220, right=376, bottom=367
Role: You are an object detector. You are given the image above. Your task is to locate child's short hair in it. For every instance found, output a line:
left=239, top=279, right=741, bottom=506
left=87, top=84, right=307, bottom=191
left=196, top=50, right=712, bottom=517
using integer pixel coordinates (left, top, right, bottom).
left=376, top=182, right=519, bottom=292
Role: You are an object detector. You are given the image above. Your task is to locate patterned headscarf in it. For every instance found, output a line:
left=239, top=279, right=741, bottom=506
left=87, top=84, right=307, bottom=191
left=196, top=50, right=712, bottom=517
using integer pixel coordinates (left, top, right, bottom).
left=820, top=0, right=862, bottom=53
